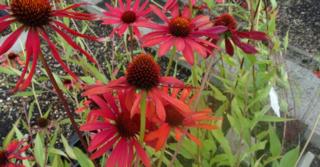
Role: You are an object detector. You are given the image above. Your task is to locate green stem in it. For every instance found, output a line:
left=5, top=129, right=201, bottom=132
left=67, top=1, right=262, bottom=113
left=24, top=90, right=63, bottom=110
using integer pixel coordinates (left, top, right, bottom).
left=165, top=47, right=176, bottom=76
left=31, top=82, right=43, bottom=117
left=139, top=91, right=147, bottom=143
left=157, top=145, right=166, bottom=167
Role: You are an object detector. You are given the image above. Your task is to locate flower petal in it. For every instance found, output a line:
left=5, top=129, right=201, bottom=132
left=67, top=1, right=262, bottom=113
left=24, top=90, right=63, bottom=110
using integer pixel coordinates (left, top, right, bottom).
left=150, top=5, right=169, bottom=23
left=158, top=37, right=174, bottom=56
left=133, top=140, right=151, bottom=167
left=40, top=30, right=78, bottom=80
left=49, top=24, right=97, bottom=64
left=0, top=26, right=24, bottom=55
left=80, top=122, right=111, bottom=131
left=225, top=38, right=234, bottom=56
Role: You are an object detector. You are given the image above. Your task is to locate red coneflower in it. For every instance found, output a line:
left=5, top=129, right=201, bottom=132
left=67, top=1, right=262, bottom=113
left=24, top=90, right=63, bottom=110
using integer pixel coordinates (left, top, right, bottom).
left=213, top=13, right=268, bottom=56
left=142, top=0, right=227, bottom=65
left=102, top=0, right=153, bottom=37
left=145, top=87, right=221, bottom=151
left=0, top=140, right=31, bottom=167
left=80, top=91, right=152, bottom=167
left=83, top=53, right=190, bottom=121
left=0, top=52, right=24, bottom=68
left=0, top=0, right=99, bottom=91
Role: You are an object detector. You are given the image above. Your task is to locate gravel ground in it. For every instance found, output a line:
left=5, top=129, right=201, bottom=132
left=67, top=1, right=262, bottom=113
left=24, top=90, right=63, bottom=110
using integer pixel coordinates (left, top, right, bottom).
left=278, top=0, right=320, bottom=55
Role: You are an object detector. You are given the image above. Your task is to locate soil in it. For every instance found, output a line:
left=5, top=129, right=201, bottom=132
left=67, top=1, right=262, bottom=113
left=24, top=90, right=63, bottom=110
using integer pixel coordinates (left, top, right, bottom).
left=278, top=0, right=320, bottom=55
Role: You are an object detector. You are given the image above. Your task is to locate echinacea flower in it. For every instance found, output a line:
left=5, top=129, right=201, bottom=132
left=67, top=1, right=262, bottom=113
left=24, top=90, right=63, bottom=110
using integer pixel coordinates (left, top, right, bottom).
left=80, top=91, right=152, bottom=167
left=0, top=52, right=24, bottom=68
left=314, top=70, right=320, bottom=78
left=0, top=140, right=31, bottom=167
left=213, top=13, right=268, bottom=56
left=0, top=0, right=99, bottom=91
left=83, top=53, right=190, bottom=121
left=145, top=87, right=221, bottom=151
left=102, top=0, right=152, bottom=37
left=142, top=0, right=227, bottom=64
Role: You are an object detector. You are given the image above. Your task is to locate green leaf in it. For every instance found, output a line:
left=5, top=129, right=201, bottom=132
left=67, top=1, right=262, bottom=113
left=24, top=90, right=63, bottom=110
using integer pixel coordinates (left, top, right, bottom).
left=13, top=91, right=44, bottom=97
left=52, top=155, right=64, bottom=167
left=13, top=125, right=24, bottom=139
left=78, top=59, right=108, bottom=83
left=269, top=127, right=281, bottom=156
left=73, top=147, right=95, bottom=167
left=3, top=119, right=20, bottom=147
left=48, top=148, right=69, bottom=158
left=61, top=135, right=76, bottom=159
left=34, top=134, right=46, bottom=167
left=209, top=83, right=227, bottom=102
left=257, top=115, right=291, bottom=122
left=0, top=66, right=17, bottom=75
left=279, top=146, right=299, bottom=167
left=270, top=0, right=277, bottom=9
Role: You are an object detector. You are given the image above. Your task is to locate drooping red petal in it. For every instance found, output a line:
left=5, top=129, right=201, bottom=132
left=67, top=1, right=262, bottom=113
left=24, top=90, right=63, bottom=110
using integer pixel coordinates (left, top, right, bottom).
left=55, top=2, right=91, bottom=12
left=6, top=140, right=19, bottom=153
left=105, top=138, right=126, bottom=167
left=87, top=109, right=115, bottom=121
left=182, top=41, right=194, bottom=65
left=145, top=123, right=170, bottom=151
left=150, top=5, right=169, bottom=23
left=130, top=93, right=141, bottom=118
left=152, top=92, right=166, bottom=121
left=0, top=20, right=15, bottom=35
left=186, top=132, right=201, bottom=146
left=181, top=7, right=191, bottom=19
left=80, top=122, right=112, bottom=131
left=90, top=136, right=119, bottom=160
left=231, top=35, right=258, bottom=54
left=40, top=30, right=78, bottom=80
left=0, top=4, right=8, bottom=10
left=0, top=26, right=24, bottom=55
left=237, top=31, right=268, bottom=41
left=132, top=0, right=140, bottom=11
left=225, top=38, right=234, bottom=56
left=19, top=29, right=40, bottom=91
left=133, top=140, right=151, bottom=167
left=13, top=29, right=32, bottom=92
left=52, top=11, right=95, bottom=20
left=159, top=76, right=184, bottom=87
left=50, top=24, right=97, bottom=64
left=52, top=21, right=101, bottom=41
left=88, top=128, right=117, bottom=152
left=90, top=95, right=108, bottom=109
left=159, top=90, right=193, bottom=114
left=174, top=128, right=184, bottom=141
left=158, top=37, right=174, bottom=56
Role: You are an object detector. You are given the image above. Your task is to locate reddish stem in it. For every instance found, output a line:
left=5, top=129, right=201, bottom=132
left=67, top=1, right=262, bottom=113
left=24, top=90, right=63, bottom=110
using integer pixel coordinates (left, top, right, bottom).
left=38, top=54, right=88, bottom=151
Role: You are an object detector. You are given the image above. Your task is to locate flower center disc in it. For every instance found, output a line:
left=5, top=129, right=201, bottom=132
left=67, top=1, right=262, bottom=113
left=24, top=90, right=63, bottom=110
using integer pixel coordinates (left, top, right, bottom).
left=169, top=17, right=192, bottom=37
left=121, top=11, right=137, bottom=24
left=10, top=0, right=52, bottom=27
left=0, top=151, right=8, bottom=165
left=7, top=53, right=19, bottom=60
left=214, top=13, right=237, bottom=30
left=165, top=105, right=185, bottom=127
left=36, top=117, right=50, bottom=128
left=126, top=54, right=160, bottom=90
left=115, top=112, right=140, bottom=138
